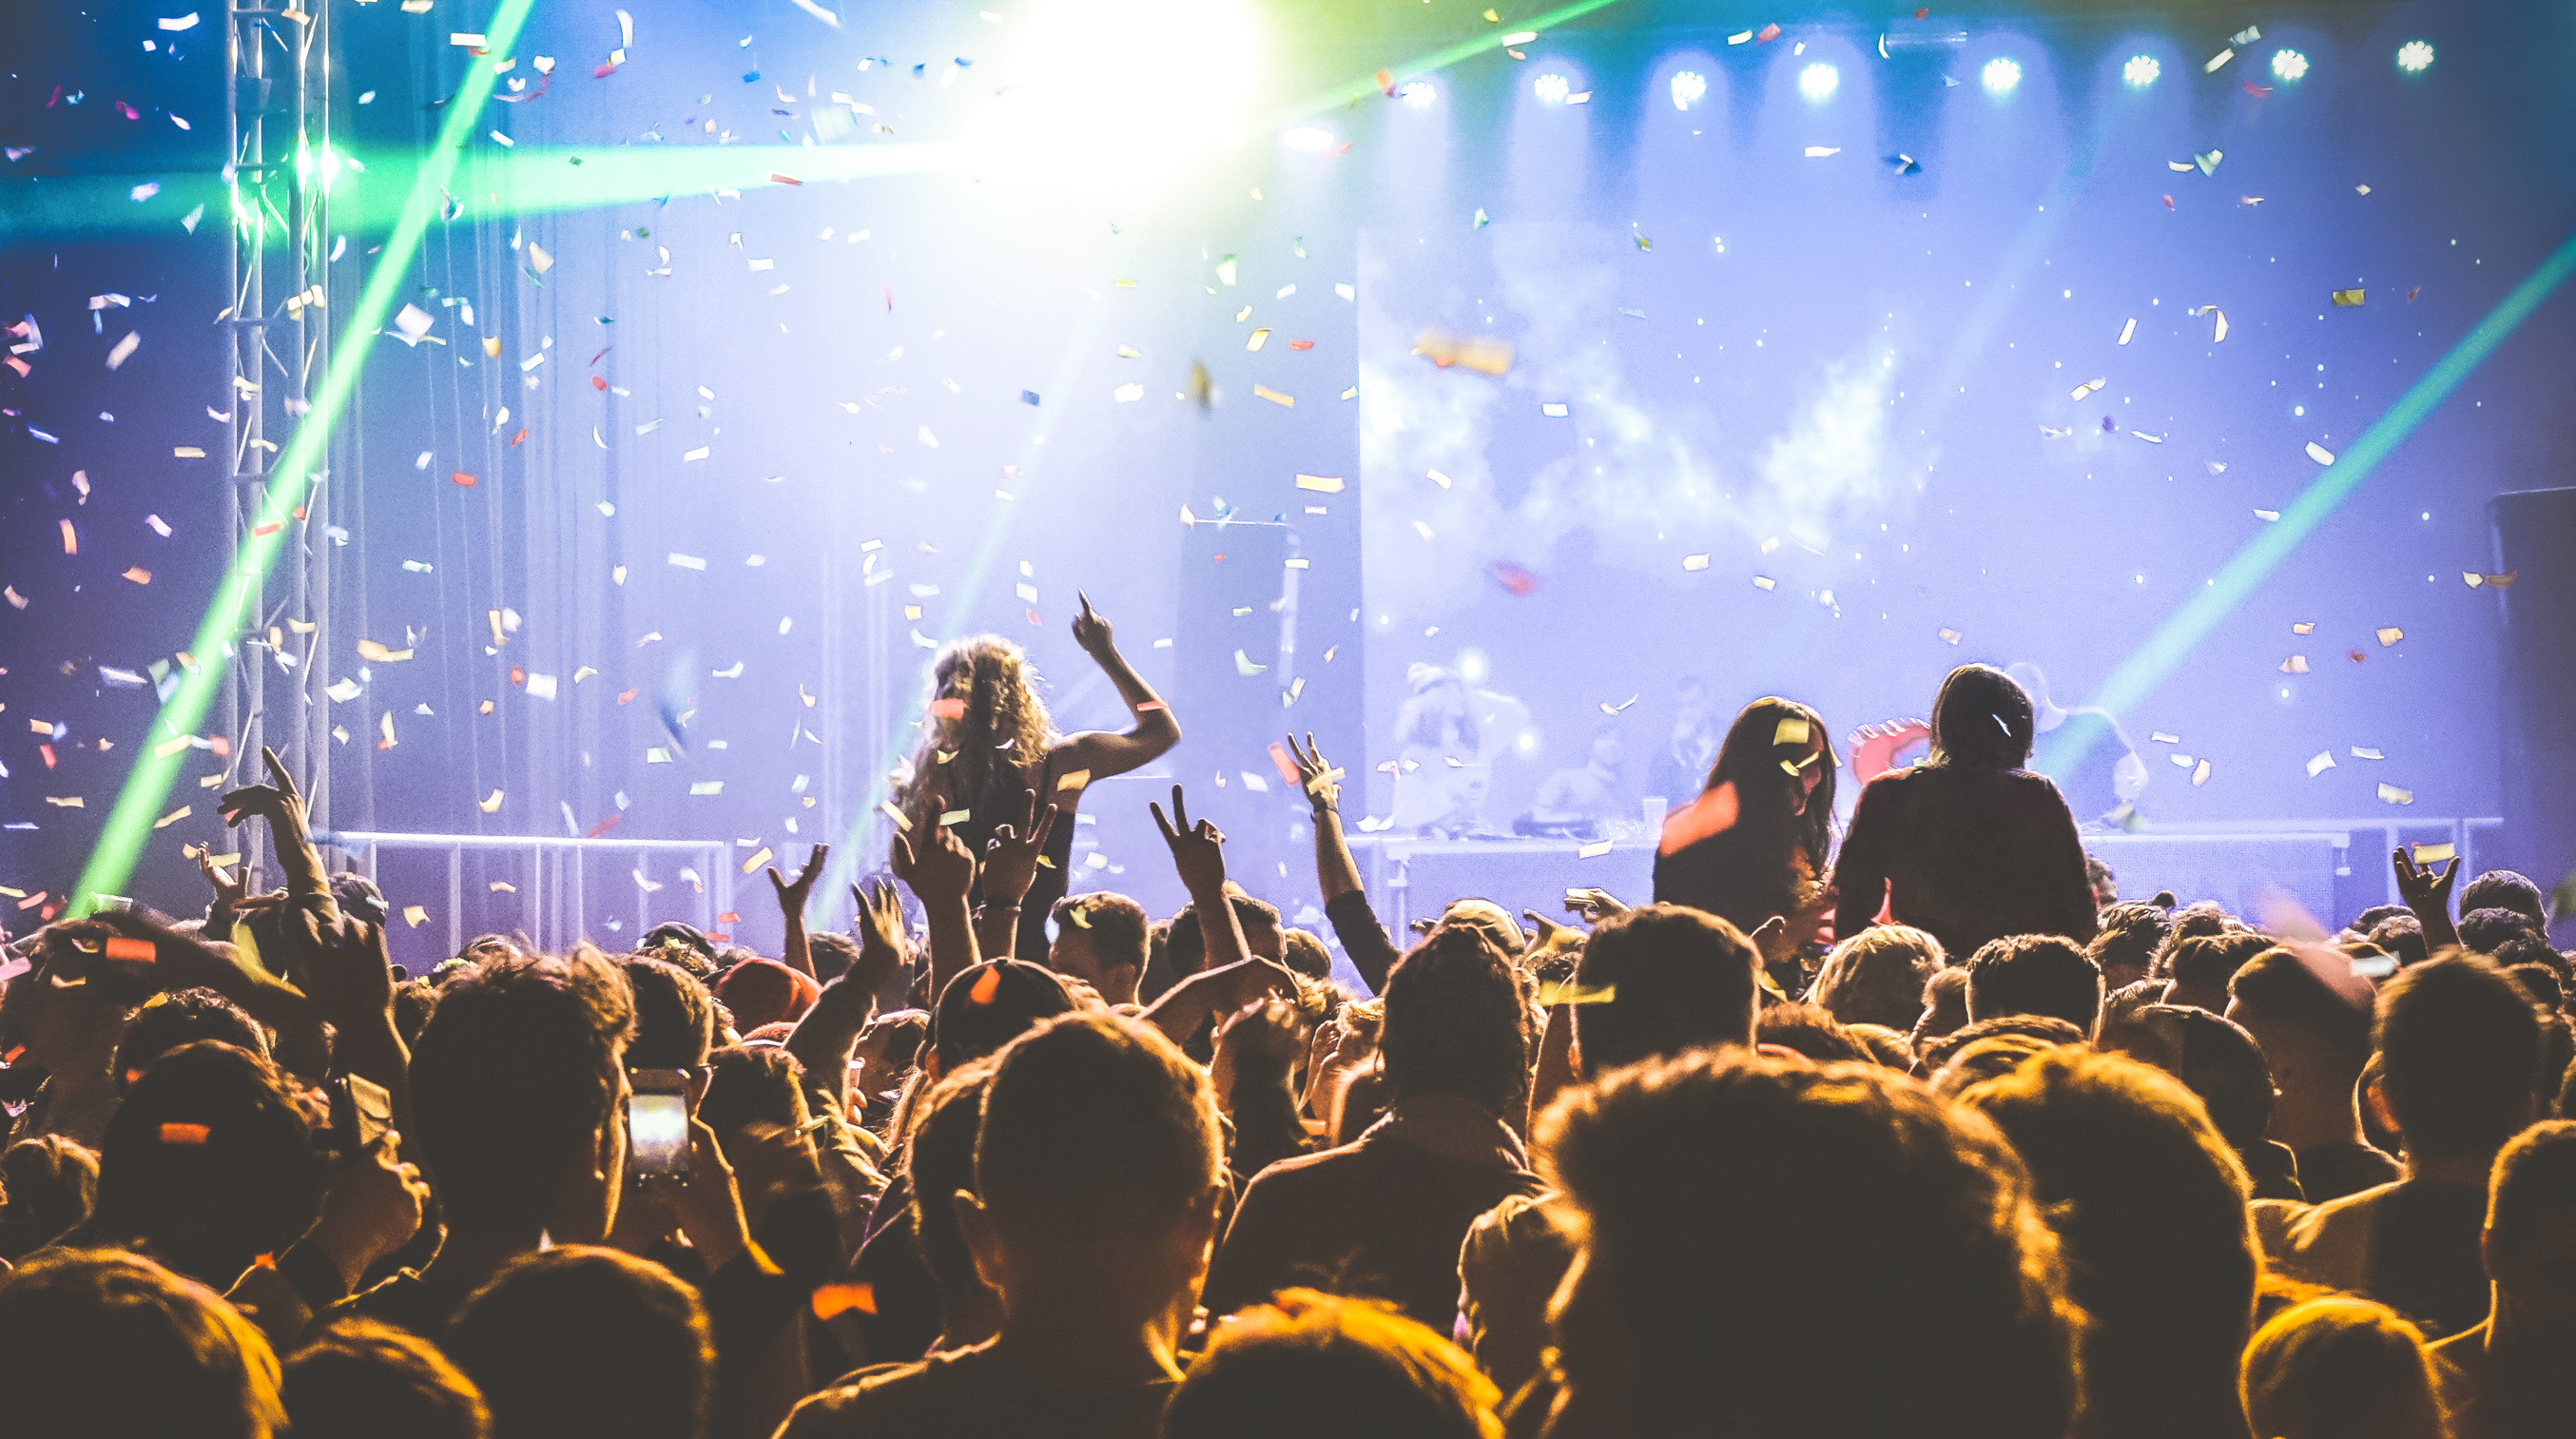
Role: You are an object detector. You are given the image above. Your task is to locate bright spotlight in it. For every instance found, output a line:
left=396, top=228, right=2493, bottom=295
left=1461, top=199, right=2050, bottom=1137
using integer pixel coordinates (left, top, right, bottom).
left=1670, top=70, right=1707, bottom=110
left=1798, top=63, right=1838, bottom=101
left=2396, top=40, right=2433, bottom=73
left=1982, top=56, right=2022, bottom=93
left=1534, top=72, right=1570, bottom=105
left=1399, top=80, right=1437, bottom=107
left=2271, top=48, right=2309, bottom=81
left=2122, top=54, right=2160, bottom=88
left=1283, top=126, right=1335, bottom=151
left=959, top=0, right=1265, bottom=198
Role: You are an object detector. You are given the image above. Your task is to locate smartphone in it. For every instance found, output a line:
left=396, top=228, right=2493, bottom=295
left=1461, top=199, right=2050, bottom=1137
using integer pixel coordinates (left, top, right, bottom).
left=319, top=1073, right=394, bottom=1159
left=628, top=1068, right=691, bottom=1178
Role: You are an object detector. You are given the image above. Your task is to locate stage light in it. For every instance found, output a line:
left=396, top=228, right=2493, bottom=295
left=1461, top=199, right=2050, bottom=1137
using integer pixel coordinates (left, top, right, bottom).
left=1534, top=72, right=1571, bottom=104
left=959, top=0, right=1266, bottom=197
left=1399, top=80, right=1437, bottom=107
left=1798, top=63, right=1838, bottom=101
left=2396, top=40, right=2433, bottom=73
left=2271, top=49, right=2309, bottom=81
left=2122, top=54, right=2160, bottom=88
left=1670, top=70, right=1707, bottom=110
left=1982, top=57, right=2022, bottom=93
left=1284, top=126, right=1337, bottom=151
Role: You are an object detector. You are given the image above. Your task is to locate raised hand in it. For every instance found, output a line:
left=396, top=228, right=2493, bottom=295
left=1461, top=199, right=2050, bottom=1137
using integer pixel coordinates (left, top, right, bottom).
left=1071, top=591, right=1114, bottom=658
left=1562, top=887, right=1629, bottom=924
left=219, top=746, right=332, bottom=903
left=979, top=788, right=1059, bottom=910
left=2393, top=847, right=2458, bottom=914
left=848, top=877, right=911, bottom=996
left=889, top=822, right=977, bottom=910
left=766, top=843, right=830, bottom=919
left=305, top=1129, right=433, bottom=1290
left=1287, top=732, right=1344, bottom=813
left=1151, top=784, right=1229, bottom=898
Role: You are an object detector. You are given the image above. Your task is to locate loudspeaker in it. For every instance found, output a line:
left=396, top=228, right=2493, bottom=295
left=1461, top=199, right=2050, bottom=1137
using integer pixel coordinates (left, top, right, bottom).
left=2489, top=487, right=2576, bottom=932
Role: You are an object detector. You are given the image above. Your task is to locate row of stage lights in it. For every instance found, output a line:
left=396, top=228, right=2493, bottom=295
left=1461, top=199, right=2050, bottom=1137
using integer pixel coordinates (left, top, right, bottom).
left=1494, top=39, right=2437, bottom=110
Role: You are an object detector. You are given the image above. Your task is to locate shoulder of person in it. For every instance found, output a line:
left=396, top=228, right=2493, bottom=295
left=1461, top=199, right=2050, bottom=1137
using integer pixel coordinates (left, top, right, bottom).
left=779, top=1354, right=959, bottom=1436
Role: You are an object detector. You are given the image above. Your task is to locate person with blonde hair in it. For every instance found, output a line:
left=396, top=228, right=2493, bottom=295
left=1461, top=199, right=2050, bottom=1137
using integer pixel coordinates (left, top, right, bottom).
left=893, top=595, right=1181, bottom=962
left=1808, top=924, right=1944, bottom=1032
left=2241, top=1295, right=2445, bottom=1439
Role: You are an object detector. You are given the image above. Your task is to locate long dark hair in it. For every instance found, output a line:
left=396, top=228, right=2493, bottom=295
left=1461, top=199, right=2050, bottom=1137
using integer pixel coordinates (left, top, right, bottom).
left=895, top=635, right=1056, bottom=842
left=1702, top=697, right=1838, bottom=877
left=1929, top=665, right=2035, bottom=769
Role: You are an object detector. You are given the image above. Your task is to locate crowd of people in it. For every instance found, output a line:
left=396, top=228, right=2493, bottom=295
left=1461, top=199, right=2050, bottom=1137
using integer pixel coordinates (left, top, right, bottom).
left=2, top=621, right=2571, bottom=1439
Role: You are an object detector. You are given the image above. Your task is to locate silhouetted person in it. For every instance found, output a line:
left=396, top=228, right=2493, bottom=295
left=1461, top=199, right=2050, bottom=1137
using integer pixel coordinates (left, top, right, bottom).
left=282, top=1315, right=493, bottom=1439
left=2227, top=946, right=2399, bottom=1202
left=1161, top=1289, right=1501, bottom=1439
left=447, top=1246, right=714, bottom=1439
left=2430, top=1120, right=2576, bottom=1438
left=2241, top=1295, right=2443, bottom=1439
left=1833, top=665, right=2100, bottom=960
left=0, top=1246, right=286, bottom=1439
left=1966, top=934, right=2105, bottom=1038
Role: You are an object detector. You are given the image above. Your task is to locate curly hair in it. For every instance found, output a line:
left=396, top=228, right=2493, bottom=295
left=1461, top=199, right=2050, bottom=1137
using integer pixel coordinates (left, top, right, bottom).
left=896, top=635, right=1057, bottom=847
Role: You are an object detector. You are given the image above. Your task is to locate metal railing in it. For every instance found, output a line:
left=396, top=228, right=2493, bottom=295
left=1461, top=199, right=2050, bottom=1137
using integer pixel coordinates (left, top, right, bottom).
left=312, top=830, right=735, bottom=957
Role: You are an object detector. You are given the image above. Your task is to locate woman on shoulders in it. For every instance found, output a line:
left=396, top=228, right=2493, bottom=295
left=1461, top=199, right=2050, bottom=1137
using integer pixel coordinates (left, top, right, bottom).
left=893, top=594, right=1179, bottom=960
left=1831, top=664, right=2100, bottom=960
left=1653, top=696, right=1839, bottom=968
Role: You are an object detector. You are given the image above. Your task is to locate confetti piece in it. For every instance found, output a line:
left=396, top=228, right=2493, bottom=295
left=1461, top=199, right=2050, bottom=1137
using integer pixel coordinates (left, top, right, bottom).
left=1233, top=649, right=1269, bottom=677
left=174, top=446, right=204, bottom=458
left=106, top=332, right=140, bottom=369
left=2191, top=760, right=2211, bottom=788
left=1579, top=840, right=1615, bottom=859
left=1540, top=401, right=1570, bottom=418
left=152, top=805, right=190, bottom=829
left=1756, top=23, right=1781, bottom=41
left=2205, top=48, right=2234, bottom=72
left=2070, top=379, right=2103, bottom=400
left=688, top=781, right=725, bottom=796
left=160, top=1123, right=211, bottom=1145
left=2117, top=318, right=2136, bottom=345
left=879, top=801, right=912, bottom=832
left=2305, top=750, right=2335, bottom=777
left=2465, top=571, right=2517, bottom=589
left=2331, top=289, right=2365, bottom=307
left=1410, top=329, right=1512, bottom=376
left=2305, top=441, right=2335, bottom=466
left=1680, top=554, right=1711, bottom=572
left=104, top=936, right=155, bottom=963
left=122, top=567, right=151, bottom=585
left=1295, top=474, right=1344, bottom=493
left=1056, top=769, right=1090, bottom=791
left=1114, top=381, right=1144, bottom=402
left=740, top=846, right=773, bottom=875
left=965, top=966, right=1006, bottom=1005
left=1938, top=628, right=1963, bottom=645
left=490, top=882, right=517, bottom=893
left=2281, top=655, right=2310, bottom=673
left=811, top=1283, right=876, bottom=1320
left=1753, top=576, right=1776, bottom=591
left=1246, top=328, right=1269, bottom=352
left=669, top=553, right=707, bottom=570
left=2377, top=783, right=2414, bottom=806
left=2195, top=148, right=2222, bottom=175
left=2351, top=748, right=2386, bottom=761
left=1254, top=385, right=1294, bottom=407
left=1804, top=146, right=1840, bottom=158
left=2213, top=311, right=2229, bottom=342
left=2293, top=622, right=2315, bottom=634
left=403, top=904, right=429, bottom=926
left=2411, top=842, right=2455, bottom=864
left=1534, top=982, right=1617, bottom=1006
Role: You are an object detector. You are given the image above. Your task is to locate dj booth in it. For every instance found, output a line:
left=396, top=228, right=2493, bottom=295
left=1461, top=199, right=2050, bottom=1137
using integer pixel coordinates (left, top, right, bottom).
left=1348, top=815, right=2500, bottom=938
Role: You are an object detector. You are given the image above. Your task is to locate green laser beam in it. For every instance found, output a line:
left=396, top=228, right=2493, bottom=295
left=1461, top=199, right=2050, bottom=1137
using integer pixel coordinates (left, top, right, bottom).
left=0, top=143, right=951, bottom=243
left=1260, top=0, right=1630, bottom=126
left=68, top=0, right=541, bottom=916
left=2035, top=226, right=2576, bottom=780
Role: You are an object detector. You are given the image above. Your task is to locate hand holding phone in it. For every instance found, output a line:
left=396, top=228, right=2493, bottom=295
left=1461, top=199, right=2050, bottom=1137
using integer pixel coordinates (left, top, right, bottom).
left=629, top=1068, right=692, bottom=1178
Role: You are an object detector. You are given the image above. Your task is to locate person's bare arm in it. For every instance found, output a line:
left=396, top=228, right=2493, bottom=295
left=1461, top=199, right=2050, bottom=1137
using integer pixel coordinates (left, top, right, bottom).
left=785, top=880, right=909, bottom=1121
left=765, top=844, right=829, bottom=981
left=1153, top=785, right=1249, bottom=970
left=1288, top=732, right=1362, bottom=903
left=1055, top=593, right=1182, bottom=781
left=889, top=824, right=979, bottom=1001
left=1528, top=994, right=1579, bottom=1134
